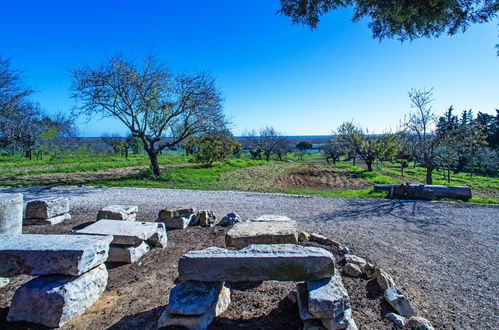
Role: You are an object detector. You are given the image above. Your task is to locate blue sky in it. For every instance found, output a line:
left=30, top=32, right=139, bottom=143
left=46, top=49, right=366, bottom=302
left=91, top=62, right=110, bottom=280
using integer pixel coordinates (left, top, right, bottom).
left=1, top=0, right=497, bottom=136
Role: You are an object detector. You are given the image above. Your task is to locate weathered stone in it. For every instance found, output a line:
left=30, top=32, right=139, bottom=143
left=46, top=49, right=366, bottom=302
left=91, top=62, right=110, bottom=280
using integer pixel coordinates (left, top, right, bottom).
left=158, top=207, right=195, bottom=220
left=219, top=212, right=241, bottom=226
left=197, top=210, right=217, bottom=227
left=343, top=263, right=362, bottom=277
left=309, top=233, right=341, bottom=248
left=157, top=215, right=193, bottom=229
left=296, top=282, right=315, bottom=321
left=97, top=205, right=138, bottom=221
left=7, top=264, right=108, bottom=328
left=343, top=255, right=366, bottom=267
left=225, top=220, right=298, bottom=249
left=108, top=241, right=150, bottom=263
left=375, top=267, right=396, bottom=289
left=0, top=193, right=23, bottom=234
left=148, top=222, right=168, bottom=248
left=76, top=219, right=160, bottom=245
left=321, top=308, right=358, bottom=330
left=287, top=290, right=298, bottom=304
left=384, top=286, right=415, bottom=318
left=0, top=234, right=112, bottom=276
left=253, top=214, right=292, bottom=222
left=342, top=247, right=353, bottom=255
left=361, top=262, right=376, bottom=278
left=25, top=197, right=69, bottom=219
left=308, top=269, right=350, bottom=319
left=386, top=312, right=406, bottom=328
left=0, top=277, right=9, bottom=288
left=23, top=212, right=71, bottom=226
left=167, top=281, right=224, bottom=315
left=407, top=316, right=434, bottom=330
left=157, top=284, right=230, bottom=330
left=299, top=231, right=311, bottom=242
left=179, top=244, right=335, bottom=282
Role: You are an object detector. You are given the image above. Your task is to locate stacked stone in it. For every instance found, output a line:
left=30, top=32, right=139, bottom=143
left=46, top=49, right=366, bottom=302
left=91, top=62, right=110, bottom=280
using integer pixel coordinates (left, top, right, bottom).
left=225, top=214, right=299, bottom=248
left=24, top=197, right=71, bottom=225
left=0, top=234, right=112, bottom=328
left=157, top=207, right=196, bottom=229
left=97, top=204, right=138, bottom=221
left=0, top=193, right=24, bottom=288
left=158, top=244, right=340, bottom=329
left=76, top=219, right=167, bottom=263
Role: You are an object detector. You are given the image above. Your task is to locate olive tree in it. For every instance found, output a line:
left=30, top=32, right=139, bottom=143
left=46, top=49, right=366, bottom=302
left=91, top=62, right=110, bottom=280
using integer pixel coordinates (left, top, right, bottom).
left=70, top=55, right=226, bottom=176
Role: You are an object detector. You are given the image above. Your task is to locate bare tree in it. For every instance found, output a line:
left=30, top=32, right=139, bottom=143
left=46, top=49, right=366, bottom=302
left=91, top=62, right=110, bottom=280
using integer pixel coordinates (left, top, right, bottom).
left=243, top=127, right=287, bottom=161
left=0, top=56, right=34, bottom=117
left=101, top=133, right=122, bottom=154
left=323, top=136, right=344, bottom=164
left=70, top=55, right=226, bottom=176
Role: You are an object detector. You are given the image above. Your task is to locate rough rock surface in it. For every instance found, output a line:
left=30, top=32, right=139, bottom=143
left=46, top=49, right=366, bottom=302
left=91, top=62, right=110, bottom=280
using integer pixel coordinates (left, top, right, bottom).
left=297, top=282, right=315, bottom=321
left=197, top=210, right=217, bottom=227
left=157, top=215, right=193, bottom=229
left=179, top=244, right=335, bottom=282
left=219, top=212, right=241, bottom=226
left=97, top=204, right=138, bottom=221
left=0, top=234, right=112, bottom=276
left=225, top=220, right=298, bottom=248
left=307, top=270, right=350, bottom=319
left=0, top=193, right=23, bottom=234
left=158, top=284, right=230, bottom=329
left=386, top=312, right=406, bottom=327
left=309, top=233, right=340, bottom=247
left=148, top=222, right=168, bottom=248
left=343, top=263, right=362, bottom=277
left=375, top=267, right=396, bottom=289
left=407, top=316, right=435, bottom=330
left=299, top=231, right=311, bottom=242
left=76, top=219, right=161, bottom=245
left=7, top=263, right=108, bottom=328
left=158, top=207, right=195, bottom=220
left=23, top=212, right=71, bottom=226
left=166, top=281, right=224, bottom=315
left=25, top=197, right=69, bottom=219
left=0, top=277, right=9, bottom=288
left=321, top=308, right=358, bottom=330
left=108, top=241, right=151, bottom=263
left=253, top=215, right=292, bottom=222
left=384, top=286, right=415, bottom=318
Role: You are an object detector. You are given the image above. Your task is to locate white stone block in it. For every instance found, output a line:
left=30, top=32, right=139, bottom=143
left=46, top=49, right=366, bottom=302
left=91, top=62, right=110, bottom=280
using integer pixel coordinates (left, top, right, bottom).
left=0, top=193, right=23, bottom=234
left=23, top=212, right=71, bottom=226
left=25, top=197, right=69, bottom=219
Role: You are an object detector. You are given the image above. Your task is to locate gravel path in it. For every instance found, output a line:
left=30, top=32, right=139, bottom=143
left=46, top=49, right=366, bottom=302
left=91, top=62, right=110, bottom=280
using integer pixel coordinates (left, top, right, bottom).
left=2, top=185, right=498, bottom=329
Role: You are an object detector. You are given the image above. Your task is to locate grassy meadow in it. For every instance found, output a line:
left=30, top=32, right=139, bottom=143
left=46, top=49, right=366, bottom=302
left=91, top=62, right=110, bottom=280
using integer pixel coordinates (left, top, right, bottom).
left=0, top=151, right=497, bottom=204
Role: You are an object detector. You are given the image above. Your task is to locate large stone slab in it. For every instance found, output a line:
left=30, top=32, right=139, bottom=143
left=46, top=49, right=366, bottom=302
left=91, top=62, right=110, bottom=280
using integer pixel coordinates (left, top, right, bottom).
left=7, top=264, right=108, bottom=328
left=158, top=207, right=195, bottom=219
left=0, top=193, right=23, bottom=234
left=158, top=284, right=230, bottom=330
left=25, top=197, right=69, bottom=219
left=76, top=219, right=162, bottom=245
left=149, top=222, right=168, bottom=248
left=297, top=282, right=316, bottom=321
left=225, top=221, right=298, bottom=249
left=108, top=241, right=150, bottom=263
left=97, top=205, right=138, bottom=221
left=308, top=269, right=351, bottom=319
left=253, top=215, right=293, bottom=222
left=0, top=234, right=112, bottom=276
left=179, top=244, right=335, bottom=282
left=167, top=281, right=224, bottom=315
left=157, top=215, right=193, bottom=229
left=23, top=212, right=71, bottom=226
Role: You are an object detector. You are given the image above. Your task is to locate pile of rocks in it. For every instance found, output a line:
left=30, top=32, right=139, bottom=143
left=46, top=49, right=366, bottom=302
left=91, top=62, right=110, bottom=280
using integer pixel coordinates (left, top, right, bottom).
left=76, top=219, right=167, bottom=263
left=158, top=244, right=346, bottom=329
left=0, top=234, right=112, bottom=328
left=156, top=207, right=221, bottom=229
left=97, top=204, right=138, bottom=221
left=24, top=197, right=71, bottom=225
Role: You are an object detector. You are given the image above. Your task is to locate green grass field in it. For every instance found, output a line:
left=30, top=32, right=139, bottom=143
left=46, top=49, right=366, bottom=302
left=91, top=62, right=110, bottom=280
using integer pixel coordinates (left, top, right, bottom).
left=0, top=151, right=497, bottom=203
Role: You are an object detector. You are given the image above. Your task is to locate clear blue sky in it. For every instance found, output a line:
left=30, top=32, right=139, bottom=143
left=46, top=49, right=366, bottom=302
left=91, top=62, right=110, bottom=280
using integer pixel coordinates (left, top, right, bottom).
left=1, top=0, right=497, bottom=136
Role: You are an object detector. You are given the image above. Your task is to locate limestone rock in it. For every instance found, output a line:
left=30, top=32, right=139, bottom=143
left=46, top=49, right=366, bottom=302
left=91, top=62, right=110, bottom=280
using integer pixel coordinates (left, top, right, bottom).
left=7, top=264, right=108, bottom=328
left=299, top=231, right=311, bottom=242
left=0, top=234, right=112, bottom=276
left=384, top=286, right=415, bottom=318
left=321, top=308, right=358, bottom=330
left=343, top=263, right=362, bottom=277
left=108, top=241, right=150, bottom=263
left=25, top=197, right=69, bottom=219
left=158, top=284, right=230, bottom=330
left=375, top=267, right=396, bottom=289
left=197, top=210, right=217, bottom=227
left=361, top=262, right=376, bottom=278
left=148, top=223, right=168, bottom=248
left=0, top=277, right=9, bottom=288
left=179, top=244, right=335, bottom=282
left=97, top=205, right=137, bottom=221
left=309, top=233, right=341, bottom=248
left=158, top=207, right=195, bottom=220
left=343, top=255, right=366, bottom=267
left=297, top=282, right=315, bottom=321
left=167, top=281, right=224, bottom=315
left=342, top=247, right=353, bottom=255
left=253, top=215, right=292, bottom=222
left=307, top=269, right=350, bottom=319
left=287, top=290, right=298, bottom=304
left=225, top=220, right=298, bottom=249
left=157, top=215, right=193, bottom=229
left=407, top=316, right=435, bottom=330
left=0, top=193, right=23, bottom=234
left=23, top=212, right=71, bottom=226
left=386, top=312, right=406, bottom=328
left=219, top=213, right=241, bottom=226
left=76, top=219, right=161, bottom=245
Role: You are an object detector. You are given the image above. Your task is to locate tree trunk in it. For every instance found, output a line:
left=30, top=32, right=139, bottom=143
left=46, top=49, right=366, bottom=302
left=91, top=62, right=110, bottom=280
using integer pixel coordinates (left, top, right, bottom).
left=426, top=167, right=433, bottom=184
left=147, top=150, right=161, bottom=176
left=366, top=161, right=373, bottom=172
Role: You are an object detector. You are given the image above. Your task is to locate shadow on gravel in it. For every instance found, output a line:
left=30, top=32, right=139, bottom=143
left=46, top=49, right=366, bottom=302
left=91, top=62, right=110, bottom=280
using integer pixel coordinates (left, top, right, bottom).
left=314, top=199, right=446, bottom=230
left=0, top=186, right=95, bottom=200
left=108, top=306, right=163, bottom=330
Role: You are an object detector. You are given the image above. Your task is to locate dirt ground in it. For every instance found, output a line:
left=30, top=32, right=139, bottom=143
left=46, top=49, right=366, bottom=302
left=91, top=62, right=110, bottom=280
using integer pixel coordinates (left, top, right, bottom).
left=0, top=208, right=392, bottom=330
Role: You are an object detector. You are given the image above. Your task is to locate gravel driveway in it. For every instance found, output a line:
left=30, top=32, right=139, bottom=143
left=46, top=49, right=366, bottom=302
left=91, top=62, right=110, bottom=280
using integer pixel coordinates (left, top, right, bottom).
left=2, top=185, right=498, bottom=329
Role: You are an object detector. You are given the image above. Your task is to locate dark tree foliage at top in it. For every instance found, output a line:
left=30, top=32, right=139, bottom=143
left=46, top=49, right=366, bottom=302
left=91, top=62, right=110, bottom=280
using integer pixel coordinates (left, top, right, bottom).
left=278, top=0, right=498, bottom=44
